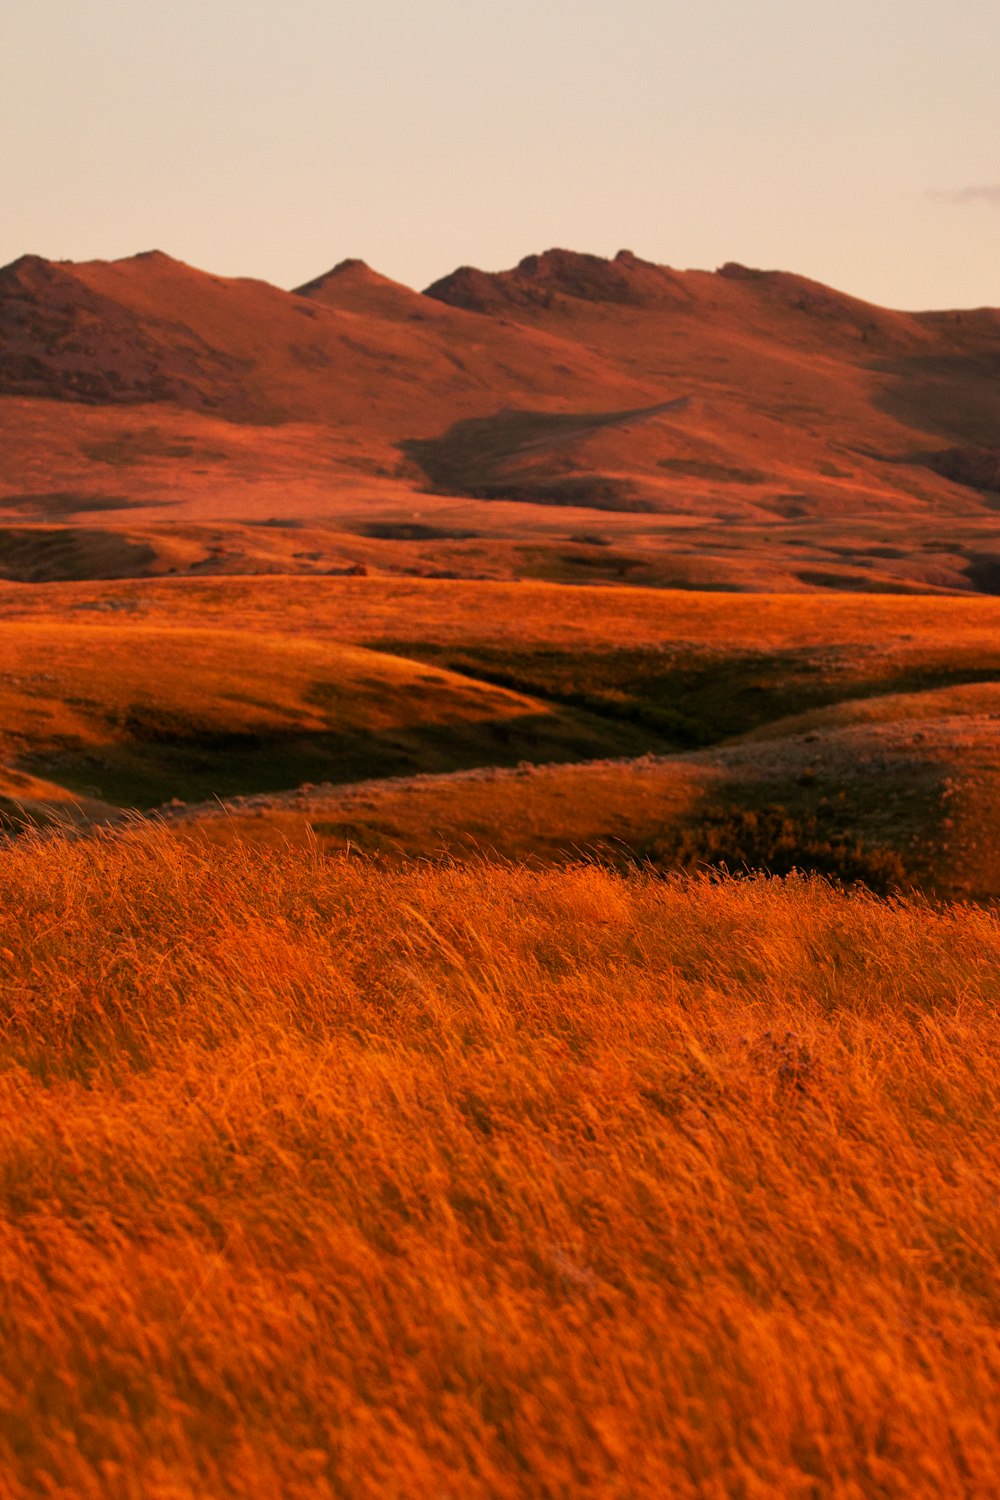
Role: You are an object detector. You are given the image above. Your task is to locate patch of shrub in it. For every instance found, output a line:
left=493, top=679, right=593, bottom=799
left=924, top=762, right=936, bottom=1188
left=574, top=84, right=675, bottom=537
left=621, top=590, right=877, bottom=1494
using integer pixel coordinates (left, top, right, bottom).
left=640, top=802, right=908, bottom=894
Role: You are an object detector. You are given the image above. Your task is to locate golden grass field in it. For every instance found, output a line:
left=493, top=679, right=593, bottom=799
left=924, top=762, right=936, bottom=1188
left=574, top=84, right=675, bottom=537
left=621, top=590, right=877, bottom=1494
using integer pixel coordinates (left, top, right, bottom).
left=3, top=829, right=1000, bottom=1497
left=0, top=614, right=654, bottom=813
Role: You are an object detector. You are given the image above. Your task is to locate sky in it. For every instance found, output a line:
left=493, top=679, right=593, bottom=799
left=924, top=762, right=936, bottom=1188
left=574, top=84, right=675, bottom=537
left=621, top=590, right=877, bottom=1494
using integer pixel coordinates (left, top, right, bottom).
left=4, top=0, right=999, bottom=310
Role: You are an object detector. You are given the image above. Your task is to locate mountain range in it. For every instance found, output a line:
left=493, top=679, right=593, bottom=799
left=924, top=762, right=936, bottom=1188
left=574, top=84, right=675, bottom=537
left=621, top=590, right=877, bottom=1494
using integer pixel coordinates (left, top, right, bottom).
left=1, top=245, right=998, bottom=590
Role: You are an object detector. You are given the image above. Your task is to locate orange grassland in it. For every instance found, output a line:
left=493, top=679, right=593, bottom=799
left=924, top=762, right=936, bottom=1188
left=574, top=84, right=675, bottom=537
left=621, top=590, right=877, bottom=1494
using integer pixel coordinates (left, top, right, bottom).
left=3, top=827, right=1000, bottom=1497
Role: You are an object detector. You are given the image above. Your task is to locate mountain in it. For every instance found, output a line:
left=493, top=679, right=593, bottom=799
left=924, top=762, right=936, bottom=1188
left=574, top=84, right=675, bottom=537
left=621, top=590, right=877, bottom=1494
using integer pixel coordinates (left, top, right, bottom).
left=1, top=245, right=999, bottom=591
left=0, top=249, right=630, bottom=427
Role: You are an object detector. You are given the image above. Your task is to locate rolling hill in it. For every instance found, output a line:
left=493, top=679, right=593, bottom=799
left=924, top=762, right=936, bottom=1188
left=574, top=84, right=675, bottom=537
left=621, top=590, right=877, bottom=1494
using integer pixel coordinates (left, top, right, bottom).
left=0, top=574, right=994, bottom=900
left=0, top=612, right=658, bottom=813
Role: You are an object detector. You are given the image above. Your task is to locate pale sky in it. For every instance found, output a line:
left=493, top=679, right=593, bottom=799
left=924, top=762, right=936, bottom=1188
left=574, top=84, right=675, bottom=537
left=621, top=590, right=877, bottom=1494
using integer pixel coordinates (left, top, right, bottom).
left=4, top=0, right=999, bottom=310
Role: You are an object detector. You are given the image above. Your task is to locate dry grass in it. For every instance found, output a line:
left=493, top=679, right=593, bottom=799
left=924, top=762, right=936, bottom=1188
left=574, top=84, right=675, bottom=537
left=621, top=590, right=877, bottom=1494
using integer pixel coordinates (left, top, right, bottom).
left=0, top=579, right=995, bottom=835
left=4, top=574, right=1000, bottom=745
left=3, top=828, right=1000, bottom=1496
left=744, top=681, right=1000, bottom=738
left=0, top=578, right=994, bottom=900
left=7, top=573, right=995, bottom=658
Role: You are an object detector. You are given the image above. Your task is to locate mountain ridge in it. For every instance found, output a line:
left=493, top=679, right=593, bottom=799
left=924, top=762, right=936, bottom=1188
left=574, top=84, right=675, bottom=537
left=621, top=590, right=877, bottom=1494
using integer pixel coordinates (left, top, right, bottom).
left=1, top=244, right=998, bottom=593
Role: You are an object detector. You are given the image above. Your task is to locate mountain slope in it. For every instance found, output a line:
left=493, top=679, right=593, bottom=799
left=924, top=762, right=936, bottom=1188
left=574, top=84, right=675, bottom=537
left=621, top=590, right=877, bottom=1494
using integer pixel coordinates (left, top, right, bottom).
left=0, top=250, right=642, bottom=428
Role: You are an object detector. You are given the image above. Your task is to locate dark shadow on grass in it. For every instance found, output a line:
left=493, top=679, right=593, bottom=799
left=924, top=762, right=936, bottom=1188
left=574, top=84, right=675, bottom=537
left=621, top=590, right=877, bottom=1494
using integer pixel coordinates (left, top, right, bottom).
left=22, top=708, right=657, bottom=812
left=368, top=642, right=1000, bottom=749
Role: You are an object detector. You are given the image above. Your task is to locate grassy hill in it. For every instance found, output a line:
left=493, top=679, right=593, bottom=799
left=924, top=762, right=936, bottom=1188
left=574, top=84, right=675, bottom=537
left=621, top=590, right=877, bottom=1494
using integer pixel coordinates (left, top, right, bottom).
left=0, top=616, right=654, bottom=811
left=2, top=830, right=1000, bottom=1497
left=0, top=577, right=994, bottom=898
left=175, top=698, right=1000, bottom=903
